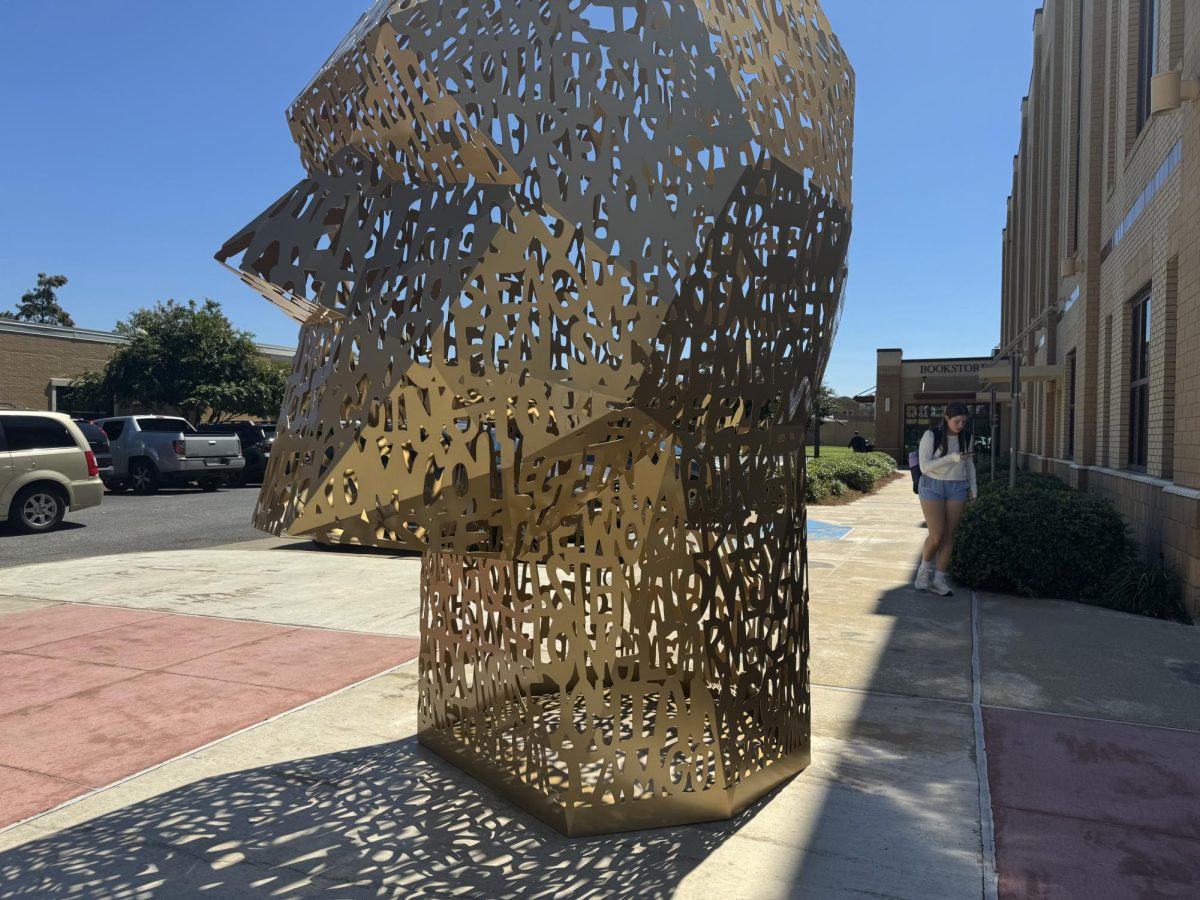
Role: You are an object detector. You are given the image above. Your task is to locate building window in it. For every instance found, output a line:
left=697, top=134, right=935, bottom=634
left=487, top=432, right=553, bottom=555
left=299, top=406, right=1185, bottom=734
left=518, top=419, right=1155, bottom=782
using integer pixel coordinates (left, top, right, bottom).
left=1066, top=351, right=1077, bottom=460
left=1128, top=291, right=1151, bottom=469
left=1136, top=0, right=1159, bottom=133
left=903, top=403, right=994, bottom=458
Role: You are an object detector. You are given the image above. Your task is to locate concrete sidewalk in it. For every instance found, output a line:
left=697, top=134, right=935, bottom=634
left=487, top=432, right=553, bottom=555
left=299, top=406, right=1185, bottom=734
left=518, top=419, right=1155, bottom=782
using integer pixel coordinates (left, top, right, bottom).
left=0, top=479, right=1197, bottom=898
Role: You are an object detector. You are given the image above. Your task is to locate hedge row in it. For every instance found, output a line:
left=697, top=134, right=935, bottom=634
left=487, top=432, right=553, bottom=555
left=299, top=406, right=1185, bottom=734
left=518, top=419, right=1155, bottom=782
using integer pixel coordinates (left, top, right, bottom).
left=951, top=473, right=1191, bottom=623
left=806, top=452, right=897, bottom=503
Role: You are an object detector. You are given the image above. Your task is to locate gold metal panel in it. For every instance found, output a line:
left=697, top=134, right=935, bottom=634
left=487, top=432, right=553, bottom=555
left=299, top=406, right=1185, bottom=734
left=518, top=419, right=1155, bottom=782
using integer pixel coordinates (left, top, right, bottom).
left=218, top=0, right=853, bottom=835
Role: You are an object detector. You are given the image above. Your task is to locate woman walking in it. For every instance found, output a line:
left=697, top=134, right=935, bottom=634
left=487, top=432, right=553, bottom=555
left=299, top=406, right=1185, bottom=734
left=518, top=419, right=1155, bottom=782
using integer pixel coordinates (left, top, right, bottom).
left=914, top=400, right=977, bottom=596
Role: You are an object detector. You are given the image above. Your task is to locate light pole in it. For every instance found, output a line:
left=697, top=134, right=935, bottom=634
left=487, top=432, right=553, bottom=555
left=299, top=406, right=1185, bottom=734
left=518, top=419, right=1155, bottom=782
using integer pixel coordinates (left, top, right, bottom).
left=1009, top=350, right=1021, bottom=489
left=990, top=384, right=997, bottom=482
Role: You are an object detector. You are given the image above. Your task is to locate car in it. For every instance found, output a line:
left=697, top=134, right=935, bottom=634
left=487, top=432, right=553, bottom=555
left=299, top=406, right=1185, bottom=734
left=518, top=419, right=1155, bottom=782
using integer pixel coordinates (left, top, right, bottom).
left=196, top=421, right=275, bottom=486
left=96, top=415, right=244, bottom=493
left=72, top=419, right=113, bottom=476
left=0, top=410, right=104, bottom=533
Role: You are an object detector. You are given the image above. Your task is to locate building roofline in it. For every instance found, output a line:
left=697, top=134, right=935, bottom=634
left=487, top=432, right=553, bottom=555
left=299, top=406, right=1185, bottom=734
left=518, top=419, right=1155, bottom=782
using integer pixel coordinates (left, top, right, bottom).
left=0, top=318, right=294, bottom=357
left=0, top=319, right=128, bottom=345
left=900, top=356, right=994, bottom=364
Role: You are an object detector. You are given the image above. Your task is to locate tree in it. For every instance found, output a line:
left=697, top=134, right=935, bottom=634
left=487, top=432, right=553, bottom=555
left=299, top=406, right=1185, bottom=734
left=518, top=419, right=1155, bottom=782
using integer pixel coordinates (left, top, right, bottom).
left=809, top=381, right=839, bottom=459
left=192, top=358, right=289, bottom=423
left=94, top=299, right=284, bottom=424
left=811, top=382, right=839, bottom=422
left=1, top=273, right=75, bottom=326
left=63, top=370, right=112, bottom=414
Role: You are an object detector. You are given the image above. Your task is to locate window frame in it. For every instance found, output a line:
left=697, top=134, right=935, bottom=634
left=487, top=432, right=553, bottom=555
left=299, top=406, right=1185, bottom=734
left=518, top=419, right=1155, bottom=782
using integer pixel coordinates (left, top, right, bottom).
left=1066, top=350, right=1078, bottom=460
left=1127, top=291, right=1151, bottom=470
left=1136, top=0, right=1159, bottom=134
left=1, top=415, right=78, bottom=452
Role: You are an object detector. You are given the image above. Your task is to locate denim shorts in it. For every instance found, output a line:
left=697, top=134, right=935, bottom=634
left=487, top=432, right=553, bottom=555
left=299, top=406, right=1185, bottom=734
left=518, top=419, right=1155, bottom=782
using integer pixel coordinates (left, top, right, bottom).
left=918, top=475, right=970, bottom=502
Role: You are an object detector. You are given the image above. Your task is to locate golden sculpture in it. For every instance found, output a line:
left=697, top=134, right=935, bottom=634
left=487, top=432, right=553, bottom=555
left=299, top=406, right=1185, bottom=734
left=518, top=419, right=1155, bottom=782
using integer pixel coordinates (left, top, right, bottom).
left=217, top=0, right=853, bottom=836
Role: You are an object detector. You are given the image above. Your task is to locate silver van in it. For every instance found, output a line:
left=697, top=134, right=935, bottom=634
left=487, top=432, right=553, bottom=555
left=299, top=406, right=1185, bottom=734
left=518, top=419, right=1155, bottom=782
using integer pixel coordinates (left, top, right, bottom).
left=0, top=411, right=104, bottom=532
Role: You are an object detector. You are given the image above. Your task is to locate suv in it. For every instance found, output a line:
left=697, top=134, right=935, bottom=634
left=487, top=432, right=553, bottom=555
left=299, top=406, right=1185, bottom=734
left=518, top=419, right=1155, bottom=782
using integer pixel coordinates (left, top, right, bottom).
left=96, top=416, right=244, bottom=493
left=196, top=421, right=274, bottom=486
left=0, top=411, right=103, bottom=532
left=72, top=420, right=113, bottom=476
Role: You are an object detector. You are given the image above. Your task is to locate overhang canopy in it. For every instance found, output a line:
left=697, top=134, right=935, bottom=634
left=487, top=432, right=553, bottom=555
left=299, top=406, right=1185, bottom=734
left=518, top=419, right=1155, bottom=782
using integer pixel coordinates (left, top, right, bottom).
left=978, top=364, right=1063, bottom=385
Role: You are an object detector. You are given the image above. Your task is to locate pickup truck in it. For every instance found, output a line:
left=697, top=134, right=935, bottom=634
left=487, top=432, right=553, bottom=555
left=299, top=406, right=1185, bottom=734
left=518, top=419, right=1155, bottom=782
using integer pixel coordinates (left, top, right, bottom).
left=95, top=416, right=245, bottom=494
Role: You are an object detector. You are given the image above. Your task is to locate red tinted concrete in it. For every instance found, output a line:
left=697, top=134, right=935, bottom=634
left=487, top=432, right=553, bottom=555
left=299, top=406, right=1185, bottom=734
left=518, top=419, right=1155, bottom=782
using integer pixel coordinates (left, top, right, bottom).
left=28, top=615, right=292, bottom=670
left=0, top=672, right=309, bottom=785
left=0, top=654, right=140, bottom=716
left=985, top=706, right=1200, bottom=898
left=166, top=628, right=421, bottom=694
left=984, top=707, right=1200, bottom=839
left=0, top=604, right=420, bottom=829
left=993, top=806, right=1200, bottom=900
left=0, top=767, right=87, bottom=829
left=0, top=605, right=165, bottom=651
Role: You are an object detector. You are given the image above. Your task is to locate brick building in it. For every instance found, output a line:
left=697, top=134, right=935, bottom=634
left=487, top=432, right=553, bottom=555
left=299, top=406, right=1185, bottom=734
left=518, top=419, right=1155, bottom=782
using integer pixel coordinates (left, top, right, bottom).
left=0, top=320, right=293, bottom=416
left=872, top=350, right=1004, bottom=464
left=998, top=0, right=1200, bottom=614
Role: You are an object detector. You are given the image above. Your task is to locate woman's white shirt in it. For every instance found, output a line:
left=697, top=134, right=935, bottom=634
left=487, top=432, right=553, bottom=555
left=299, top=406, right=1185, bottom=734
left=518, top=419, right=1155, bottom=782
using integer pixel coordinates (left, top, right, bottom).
left=918, top=430, right=977, bottom=497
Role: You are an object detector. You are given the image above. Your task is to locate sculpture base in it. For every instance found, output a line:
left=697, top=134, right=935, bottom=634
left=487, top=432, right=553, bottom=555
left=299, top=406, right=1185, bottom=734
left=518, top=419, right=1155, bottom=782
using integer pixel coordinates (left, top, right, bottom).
left=418, top=536, right=811, bottom=836
left=418, top=686, right=810, bottom=837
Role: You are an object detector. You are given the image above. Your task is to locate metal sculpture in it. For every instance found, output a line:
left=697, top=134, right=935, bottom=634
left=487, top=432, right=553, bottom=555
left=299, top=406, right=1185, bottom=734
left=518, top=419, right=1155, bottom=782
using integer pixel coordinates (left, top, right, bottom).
left=217, top=0, right=853, bottom=836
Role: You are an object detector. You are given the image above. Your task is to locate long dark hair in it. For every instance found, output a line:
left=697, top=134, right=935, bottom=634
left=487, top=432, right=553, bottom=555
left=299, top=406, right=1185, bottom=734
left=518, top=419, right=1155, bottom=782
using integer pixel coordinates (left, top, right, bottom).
left=931, top=400, right=973, bottom=458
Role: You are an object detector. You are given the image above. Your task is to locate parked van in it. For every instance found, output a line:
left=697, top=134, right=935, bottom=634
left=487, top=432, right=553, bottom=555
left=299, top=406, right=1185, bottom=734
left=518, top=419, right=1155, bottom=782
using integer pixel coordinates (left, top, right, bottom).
left=0, top=411, right=103, bottom=533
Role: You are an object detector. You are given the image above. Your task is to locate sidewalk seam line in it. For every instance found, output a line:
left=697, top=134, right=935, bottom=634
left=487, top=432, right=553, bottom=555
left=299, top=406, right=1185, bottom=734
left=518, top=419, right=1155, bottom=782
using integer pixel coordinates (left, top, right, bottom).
left=10, top=598, right=418, bottom=639
left=0, top=764, right=92, bottom=789
left=972, top=589, right=1000, bottom=900
left=811, top=682, right=972, bottom=708
left=3, top=611, right=173, bottom=652
left=0, top=656, right=420, bottom=840
left=989, top=802, right=1200, bottom=844
left=980, top=701, right=1200, bottom=737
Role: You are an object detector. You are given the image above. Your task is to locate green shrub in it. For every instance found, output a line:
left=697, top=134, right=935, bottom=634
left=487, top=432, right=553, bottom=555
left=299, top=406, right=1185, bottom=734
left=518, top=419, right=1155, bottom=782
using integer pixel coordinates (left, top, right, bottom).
left=804, top=467, right=839, bottom=503
left=951, top=487, right=1132, bottom=600
left=1097, top=559, right=1192, bottom=624
left=824, top=458, right=874, bottom=492
left=979, top=471, right=1071, bottom=495
left=860, top=452, right=899, bottom=478
left=976, top=455, right=1025, bottom=484
left=805, top=453, right=897, bottom=503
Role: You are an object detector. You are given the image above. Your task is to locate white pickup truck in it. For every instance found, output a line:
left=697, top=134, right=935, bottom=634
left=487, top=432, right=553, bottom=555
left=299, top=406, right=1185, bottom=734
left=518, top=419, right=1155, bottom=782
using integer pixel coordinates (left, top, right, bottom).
left=96, top=416, right=245, bottom=494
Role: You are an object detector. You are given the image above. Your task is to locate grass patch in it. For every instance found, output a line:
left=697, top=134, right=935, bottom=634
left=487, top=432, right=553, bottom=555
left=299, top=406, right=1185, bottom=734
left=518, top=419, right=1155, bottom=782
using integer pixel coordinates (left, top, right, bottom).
left=806, top=446, right=855, bottom=459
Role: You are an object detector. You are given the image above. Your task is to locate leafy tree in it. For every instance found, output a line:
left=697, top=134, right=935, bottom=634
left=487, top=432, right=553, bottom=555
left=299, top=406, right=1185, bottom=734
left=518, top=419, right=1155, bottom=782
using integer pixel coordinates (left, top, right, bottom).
left=192, top=358, right=289, bottom=424
left=811, top=381, right=839, bottom=422
left=809, top=381, right=840, bottom=459
left=1, top=273, right=75, bottom=326
left=95, top=299, right=284, bottom=424
left=63, top=370, right=111, bottom=413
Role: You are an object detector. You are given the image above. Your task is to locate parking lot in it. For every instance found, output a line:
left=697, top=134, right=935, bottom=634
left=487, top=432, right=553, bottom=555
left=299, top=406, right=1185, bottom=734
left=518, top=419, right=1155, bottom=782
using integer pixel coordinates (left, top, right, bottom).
left=0, top=485, right=267, bottom=569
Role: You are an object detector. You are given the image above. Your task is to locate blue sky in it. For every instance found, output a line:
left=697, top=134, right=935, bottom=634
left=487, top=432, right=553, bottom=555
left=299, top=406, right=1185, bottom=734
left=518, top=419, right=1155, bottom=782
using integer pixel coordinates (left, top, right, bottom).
left=0, top=1, right=1042, bottom=396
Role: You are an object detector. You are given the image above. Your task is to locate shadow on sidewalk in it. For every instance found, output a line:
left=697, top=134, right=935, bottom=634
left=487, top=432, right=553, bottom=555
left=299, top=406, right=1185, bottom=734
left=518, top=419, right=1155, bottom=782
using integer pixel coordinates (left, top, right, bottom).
left=788, top=485, right=985, bottom=897
left=0, top=737, right=751, bottom=899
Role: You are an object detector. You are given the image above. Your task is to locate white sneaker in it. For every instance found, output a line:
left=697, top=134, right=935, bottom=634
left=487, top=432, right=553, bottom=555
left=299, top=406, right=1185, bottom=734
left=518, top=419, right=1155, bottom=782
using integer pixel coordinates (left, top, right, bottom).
left=914, top=565, right=933, bottom=592
left=930, top=572, right=954, bottom=596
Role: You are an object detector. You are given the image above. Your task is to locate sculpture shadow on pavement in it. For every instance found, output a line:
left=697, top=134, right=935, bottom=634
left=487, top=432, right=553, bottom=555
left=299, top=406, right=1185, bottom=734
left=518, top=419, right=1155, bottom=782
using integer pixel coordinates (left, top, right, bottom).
left=0, top=737, right=755, bottom=899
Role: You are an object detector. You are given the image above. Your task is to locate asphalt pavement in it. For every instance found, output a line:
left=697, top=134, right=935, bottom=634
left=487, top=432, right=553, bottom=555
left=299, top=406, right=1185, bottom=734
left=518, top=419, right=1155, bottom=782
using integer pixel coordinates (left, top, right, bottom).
left=0, top=485, right=266, bottom=568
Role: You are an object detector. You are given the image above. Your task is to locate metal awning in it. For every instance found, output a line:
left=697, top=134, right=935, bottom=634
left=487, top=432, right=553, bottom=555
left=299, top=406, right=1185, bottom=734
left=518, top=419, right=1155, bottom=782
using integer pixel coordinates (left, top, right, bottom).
left=978, top=364, right=1063, bottom=385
